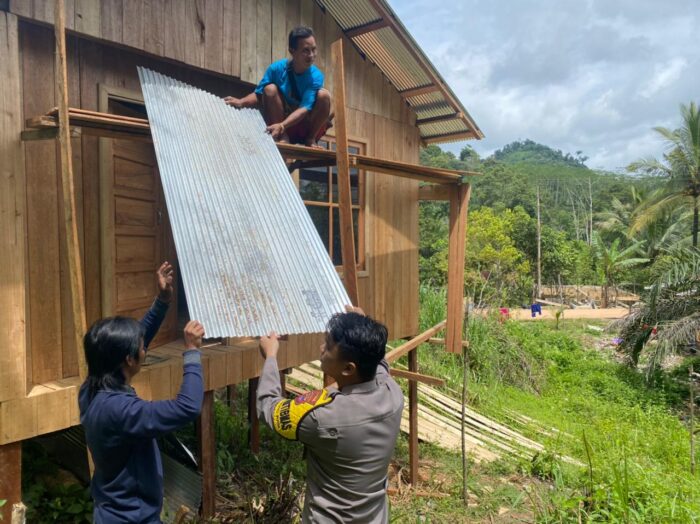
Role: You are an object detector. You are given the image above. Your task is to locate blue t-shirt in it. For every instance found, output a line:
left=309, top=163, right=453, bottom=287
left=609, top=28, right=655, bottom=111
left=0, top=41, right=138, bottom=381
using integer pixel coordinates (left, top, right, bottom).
left=255, top=58, right=324, bottom=111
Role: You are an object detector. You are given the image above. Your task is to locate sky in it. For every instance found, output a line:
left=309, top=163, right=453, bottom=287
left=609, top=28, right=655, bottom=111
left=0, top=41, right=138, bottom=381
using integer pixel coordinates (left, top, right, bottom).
left=390, top=0, right=699, bottom=172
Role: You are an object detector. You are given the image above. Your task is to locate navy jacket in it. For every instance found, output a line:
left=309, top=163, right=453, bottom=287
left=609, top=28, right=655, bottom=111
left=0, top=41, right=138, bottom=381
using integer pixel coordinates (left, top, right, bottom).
left=79, top=299, right=204, bottom=523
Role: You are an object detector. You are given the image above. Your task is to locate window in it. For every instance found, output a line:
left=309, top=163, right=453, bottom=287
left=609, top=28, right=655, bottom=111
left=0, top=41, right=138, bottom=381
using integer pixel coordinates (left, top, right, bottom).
left=298, top=139, right=365, bottom=269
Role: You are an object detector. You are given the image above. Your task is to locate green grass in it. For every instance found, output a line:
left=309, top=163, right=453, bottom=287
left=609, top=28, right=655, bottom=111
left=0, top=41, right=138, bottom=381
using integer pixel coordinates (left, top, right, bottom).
left=392, top=286, right=700, bottom=523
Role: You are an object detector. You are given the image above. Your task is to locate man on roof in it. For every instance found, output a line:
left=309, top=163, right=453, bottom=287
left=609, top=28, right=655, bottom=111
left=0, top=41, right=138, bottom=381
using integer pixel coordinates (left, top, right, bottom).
left=224, top=26, right=332, bottom=147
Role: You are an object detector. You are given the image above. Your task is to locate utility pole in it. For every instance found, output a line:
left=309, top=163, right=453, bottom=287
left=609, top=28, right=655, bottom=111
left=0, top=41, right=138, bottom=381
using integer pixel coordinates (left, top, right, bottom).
left=568, top=189, right=580, bottom=242
left=536, top=184, right=542, bottom=299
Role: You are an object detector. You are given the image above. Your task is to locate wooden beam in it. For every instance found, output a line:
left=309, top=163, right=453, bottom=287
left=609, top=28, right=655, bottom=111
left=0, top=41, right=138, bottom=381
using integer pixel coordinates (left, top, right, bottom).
left=248, top=378, right=260, bottom=454
left=0, top=10, right=27, bottom=403
left=416, top=112, right=461, bottom=125
left=389, top=368, right=445, bottom=387
left=422, top=131, right=478, bottom=145
left=55, top=0, right=88, bottom=380
left=287, top=158, right=337, bottom=172
left=196, top=391, right=216, bottom=518
left=408, top=348, right=419, bottom=485
left=418, top=185, right=451, bottom=201
left=25, top=109, right=475, bottom=184
left=427, top=337, right=469, bottom=348
left=385, top=320, right=446, bottom=363
left=0, top=443, right=21, bottom=522
left=345, top=18, right=390, bottom=38
left=331, top=38, right=359, bottom=306
left=445, top=184, right=471, bottom=354
left=399, top=84, right=440, bottom=99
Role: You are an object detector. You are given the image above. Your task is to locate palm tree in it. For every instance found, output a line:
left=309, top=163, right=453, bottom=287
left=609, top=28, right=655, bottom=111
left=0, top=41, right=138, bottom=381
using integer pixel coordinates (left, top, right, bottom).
left=628, top=102, right=700, bottom=246
left=596, top=187, right=646, bottom=239
left=592, top=233, right=649, bottom=307
left=613, top=246, right=700, bottom=372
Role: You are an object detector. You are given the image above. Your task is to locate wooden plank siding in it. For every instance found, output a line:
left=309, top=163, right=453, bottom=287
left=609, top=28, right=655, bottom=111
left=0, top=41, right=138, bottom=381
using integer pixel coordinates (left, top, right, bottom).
left=0, top=12, right=28, bottom=402
left=2, top=0, right=424, bottom=442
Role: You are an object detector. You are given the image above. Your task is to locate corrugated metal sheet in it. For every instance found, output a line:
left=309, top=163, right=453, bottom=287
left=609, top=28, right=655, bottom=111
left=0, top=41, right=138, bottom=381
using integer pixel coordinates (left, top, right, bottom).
left=314, top=0, right=483, bottom=142
left=354, top=27, right=431, bottom=91
left=318, top=0, right=379, bottom=30
left=420, top=119, right=470, bottom=137
left=138, top=68, right=350, bottom=338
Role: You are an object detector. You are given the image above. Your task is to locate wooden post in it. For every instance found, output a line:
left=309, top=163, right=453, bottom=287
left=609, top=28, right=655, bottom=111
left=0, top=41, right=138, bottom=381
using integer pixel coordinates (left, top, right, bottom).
left=248, top=378, right=260, bottom=454
left=226, top=384, right=237, bottom=416
left=0, top=443, right=21, bottom=522
left=196, top=391, right=216, bottom=518
left=536, top=185, right=542, bottom=299
left=408, top=349, right=419, bottom=485
left=691, top=364, right=696, bottom=475
left=55, top=0, right=88, bottom=379
left=445, top=184, right=471, bottom=354
left=330, top=38, right=359, bottom=306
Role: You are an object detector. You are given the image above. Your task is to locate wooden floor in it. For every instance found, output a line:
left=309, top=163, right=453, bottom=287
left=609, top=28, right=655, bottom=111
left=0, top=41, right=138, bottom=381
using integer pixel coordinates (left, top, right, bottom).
left=0, top=336, right=318, bottom=445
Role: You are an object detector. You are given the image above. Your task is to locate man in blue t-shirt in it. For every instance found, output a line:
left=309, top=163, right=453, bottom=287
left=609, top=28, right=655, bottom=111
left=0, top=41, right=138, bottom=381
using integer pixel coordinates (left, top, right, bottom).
left=225, top=26, right=332, bottom=147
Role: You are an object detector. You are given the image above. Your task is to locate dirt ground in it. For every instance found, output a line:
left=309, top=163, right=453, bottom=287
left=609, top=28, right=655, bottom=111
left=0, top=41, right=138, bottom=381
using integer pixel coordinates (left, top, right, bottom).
left=507, top=307, right=629, bottom=321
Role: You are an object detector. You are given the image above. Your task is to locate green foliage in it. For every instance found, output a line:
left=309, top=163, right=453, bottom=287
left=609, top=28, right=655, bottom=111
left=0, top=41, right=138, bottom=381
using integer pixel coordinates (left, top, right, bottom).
left=614, top=245, right=700, bottom=371
left=629, top=101, right=700, bottom=247
left=21, top=442, right=92, bottom=524
left=418, top=138, right=659, bottom=303
left=493, top=139, right=589, bottom=168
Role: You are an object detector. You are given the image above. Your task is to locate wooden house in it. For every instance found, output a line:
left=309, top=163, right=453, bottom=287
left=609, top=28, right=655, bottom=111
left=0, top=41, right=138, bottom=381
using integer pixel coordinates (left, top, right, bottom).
left=0, top=0, right=481, bottom=516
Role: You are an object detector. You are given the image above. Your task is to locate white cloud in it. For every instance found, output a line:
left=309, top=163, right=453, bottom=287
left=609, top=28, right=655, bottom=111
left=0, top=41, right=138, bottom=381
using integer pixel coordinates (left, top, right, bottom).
left=640, top=58, right=688, bottom=98
left=389, top=0, right=699, bottom=171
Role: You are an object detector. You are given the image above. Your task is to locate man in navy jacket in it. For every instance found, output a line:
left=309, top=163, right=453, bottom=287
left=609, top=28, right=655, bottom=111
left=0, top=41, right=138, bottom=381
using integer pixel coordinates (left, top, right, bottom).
left=79, top=262, right=205, bottom=523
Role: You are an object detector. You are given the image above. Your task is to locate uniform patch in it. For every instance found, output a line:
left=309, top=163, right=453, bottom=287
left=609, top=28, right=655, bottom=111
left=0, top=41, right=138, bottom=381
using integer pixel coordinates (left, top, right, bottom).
left=273, top=389, right=333, bottom=440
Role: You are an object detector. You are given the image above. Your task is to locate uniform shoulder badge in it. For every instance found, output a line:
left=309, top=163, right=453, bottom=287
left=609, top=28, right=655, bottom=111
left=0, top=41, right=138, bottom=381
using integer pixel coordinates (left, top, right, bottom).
left=273, top=389, right=333, bottom=440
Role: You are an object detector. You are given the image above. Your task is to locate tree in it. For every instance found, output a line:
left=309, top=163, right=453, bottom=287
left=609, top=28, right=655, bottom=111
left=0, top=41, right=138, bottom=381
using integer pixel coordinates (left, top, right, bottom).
left=629, top=102, right=700, bottom=247
left=614, top=246, right=700, bottom=371
left=592, top=233, right=649, bottom=307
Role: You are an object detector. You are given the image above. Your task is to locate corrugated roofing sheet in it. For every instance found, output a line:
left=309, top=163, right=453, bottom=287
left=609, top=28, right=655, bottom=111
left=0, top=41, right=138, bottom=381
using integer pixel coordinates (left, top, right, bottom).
left=354, top=27, right=431, bottom=91
left=315, top=0, right=483, bottom=142
left=420, top=119, right=470, bottom=137
left=319, top=0, right=379, bottom=30
left=138, top=68, right=350, bottom=338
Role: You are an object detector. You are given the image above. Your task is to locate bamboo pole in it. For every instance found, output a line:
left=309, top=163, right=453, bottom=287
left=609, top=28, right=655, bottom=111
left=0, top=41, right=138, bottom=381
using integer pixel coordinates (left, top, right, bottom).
left=55, top=0, right=88, bottom=380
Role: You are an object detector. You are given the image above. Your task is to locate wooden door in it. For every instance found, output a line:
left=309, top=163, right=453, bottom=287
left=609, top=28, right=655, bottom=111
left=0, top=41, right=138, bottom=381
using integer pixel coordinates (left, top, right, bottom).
left=100, top=100, right=178, bottom=348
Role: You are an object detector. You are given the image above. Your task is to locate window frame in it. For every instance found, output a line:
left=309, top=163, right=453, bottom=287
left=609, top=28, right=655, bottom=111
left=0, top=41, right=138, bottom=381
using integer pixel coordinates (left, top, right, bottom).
left=296, top=137, right=367, bottom=271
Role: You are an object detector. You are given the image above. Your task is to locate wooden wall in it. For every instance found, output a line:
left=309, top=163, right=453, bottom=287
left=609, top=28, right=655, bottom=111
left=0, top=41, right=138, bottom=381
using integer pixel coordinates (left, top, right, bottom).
left=8, top=0, right=419, bottom=398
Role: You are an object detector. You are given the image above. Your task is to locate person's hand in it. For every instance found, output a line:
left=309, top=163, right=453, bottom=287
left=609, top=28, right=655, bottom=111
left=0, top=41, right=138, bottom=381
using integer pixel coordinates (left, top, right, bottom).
left=224, top=96, right=243, bottom=108
left=265, top=122, right=286, bottom=140
left=184, top=320, right=205, bottom=350
left=259, top=331, right=280, bottom=359
left=345, top=304, right=365, bottom=316
left=156, top=261, right=175, bottom=303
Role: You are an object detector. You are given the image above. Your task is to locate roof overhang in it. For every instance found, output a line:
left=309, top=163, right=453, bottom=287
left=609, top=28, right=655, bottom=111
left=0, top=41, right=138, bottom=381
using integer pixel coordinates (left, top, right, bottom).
left=316, top=0, right=484, bottom=143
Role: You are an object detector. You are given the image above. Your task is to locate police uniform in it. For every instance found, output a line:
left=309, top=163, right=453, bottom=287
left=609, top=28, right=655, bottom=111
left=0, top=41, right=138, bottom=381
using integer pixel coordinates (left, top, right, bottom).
left=257, top=356, right=404, bottom=523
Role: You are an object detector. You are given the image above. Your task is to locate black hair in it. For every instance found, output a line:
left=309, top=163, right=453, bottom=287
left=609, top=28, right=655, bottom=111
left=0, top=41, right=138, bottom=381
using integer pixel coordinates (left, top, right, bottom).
left=288, top=26, right=314, bottom=51
left=83, top=317, right=145, bottom=401
left=326, top=312, right=388, bottom=382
